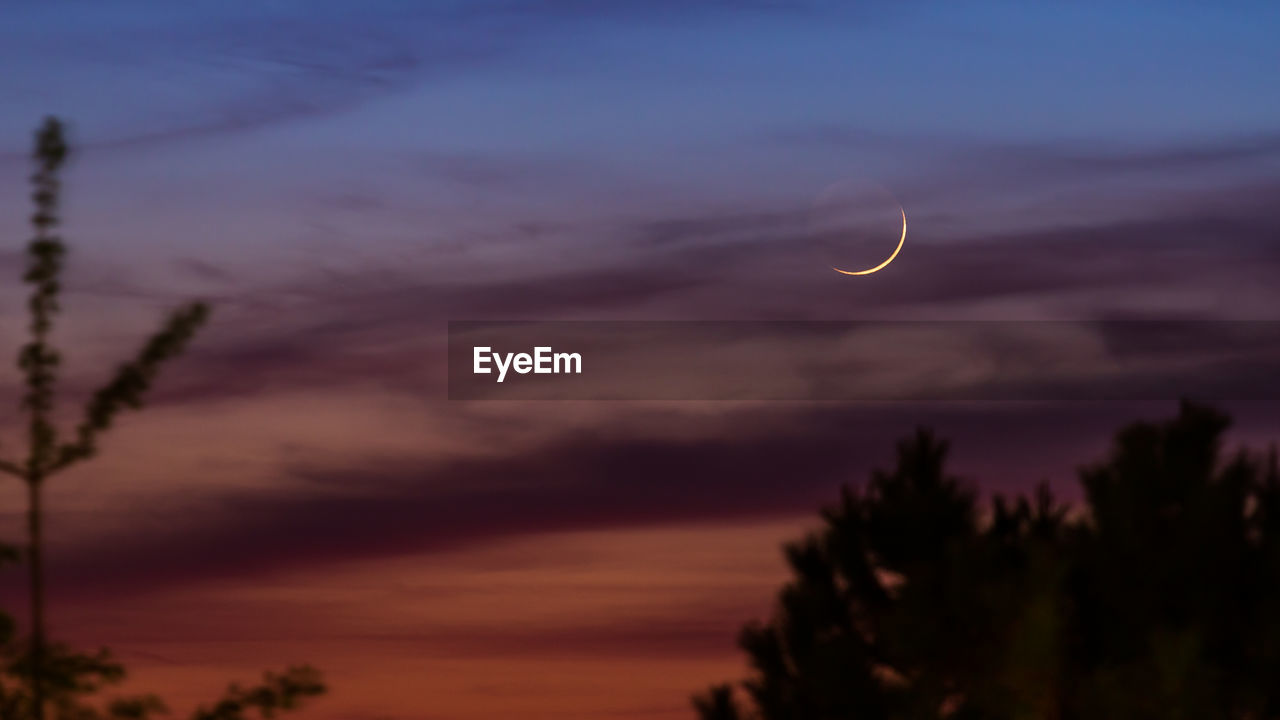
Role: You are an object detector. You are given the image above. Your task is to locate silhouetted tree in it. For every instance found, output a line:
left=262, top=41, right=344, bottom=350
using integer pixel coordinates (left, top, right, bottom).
left=1, top=119, right=324, bottom=720
left=695, top=401, right=1280, bottom=719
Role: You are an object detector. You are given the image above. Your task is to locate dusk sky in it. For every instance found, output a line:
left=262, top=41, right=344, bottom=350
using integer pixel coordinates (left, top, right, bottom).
left=2, top=1, right=1280, bottom=718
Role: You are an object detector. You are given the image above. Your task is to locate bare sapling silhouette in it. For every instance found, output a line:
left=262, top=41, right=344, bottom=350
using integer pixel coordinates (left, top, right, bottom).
left=0, top=118, right=325, bottom=720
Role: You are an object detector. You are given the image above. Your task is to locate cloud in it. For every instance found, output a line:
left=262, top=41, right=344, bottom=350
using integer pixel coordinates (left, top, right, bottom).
left=29, top=396, right=1246, bottom=601
left=0, top=0, right=831, bottom=159
left=59, top=174, right=1275, bottom=414
left=770, top=126, right=1280, bottom=204
left=0, top=3, right=529, bottom=154
left=39, top=405, right=863, bottom=593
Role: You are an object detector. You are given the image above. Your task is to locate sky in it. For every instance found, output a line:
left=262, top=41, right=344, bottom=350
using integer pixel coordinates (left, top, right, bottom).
left=1, top=1, right=1280, bottom=718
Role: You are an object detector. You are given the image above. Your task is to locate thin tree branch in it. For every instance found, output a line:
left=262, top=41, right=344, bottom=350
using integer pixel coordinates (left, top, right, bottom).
left=52, top=301, right=211, bottom=472
left=19, top=115, right=69, bottom=720
left=191, top=666, right=325, bottom=720
left=20, top=118, right=69, bottom=479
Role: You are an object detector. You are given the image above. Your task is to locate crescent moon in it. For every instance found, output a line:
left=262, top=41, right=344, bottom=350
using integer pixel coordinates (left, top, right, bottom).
left=831, top=207, right=907, bottom=276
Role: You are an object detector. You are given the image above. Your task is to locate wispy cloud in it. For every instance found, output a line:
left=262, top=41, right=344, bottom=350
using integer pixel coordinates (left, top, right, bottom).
left=37, top=401, right=1155, bottom=597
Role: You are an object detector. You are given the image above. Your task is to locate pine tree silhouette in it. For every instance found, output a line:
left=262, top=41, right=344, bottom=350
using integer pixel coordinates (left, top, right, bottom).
left=695, top=401, right=1280, bottom=719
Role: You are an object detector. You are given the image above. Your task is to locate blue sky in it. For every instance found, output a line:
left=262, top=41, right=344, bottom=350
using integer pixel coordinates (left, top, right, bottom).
left=5, top=1, right=1280, bottom=145
left=3, top=4, right=1280, bottom=719
left=0, top=0, right=1277, bottom=325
